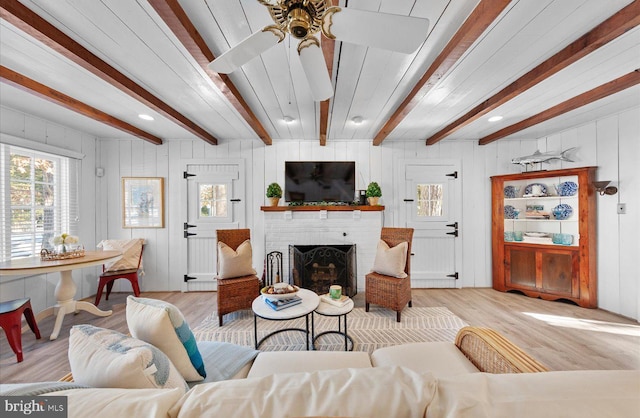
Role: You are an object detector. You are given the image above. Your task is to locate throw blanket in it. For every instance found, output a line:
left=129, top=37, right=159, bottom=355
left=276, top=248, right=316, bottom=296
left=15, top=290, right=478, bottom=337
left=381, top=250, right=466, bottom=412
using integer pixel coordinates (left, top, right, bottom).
left=192, top=341, right=259, bottom=387
left=0, top=382, right=89, bottom=396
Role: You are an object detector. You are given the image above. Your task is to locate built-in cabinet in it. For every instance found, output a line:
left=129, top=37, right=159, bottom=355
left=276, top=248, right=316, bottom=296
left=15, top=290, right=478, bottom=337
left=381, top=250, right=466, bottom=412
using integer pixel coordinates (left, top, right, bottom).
left=491, top=167, right=597, bottom=308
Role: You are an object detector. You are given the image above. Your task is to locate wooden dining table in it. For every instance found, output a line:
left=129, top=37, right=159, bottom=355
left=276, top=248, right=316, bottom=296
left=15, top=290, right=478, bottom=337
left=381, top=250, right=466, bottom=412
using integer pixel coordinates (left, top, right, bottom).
left=0, top=250, right=122, bottom=340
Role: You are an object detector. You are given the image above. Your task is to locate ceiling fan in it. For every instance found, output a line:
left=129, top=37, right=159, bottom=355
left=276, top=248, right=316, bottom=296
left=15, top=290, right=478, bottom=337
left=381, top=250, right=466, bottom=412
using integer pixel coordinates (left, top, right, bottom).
left=208, top=0, right=430, bottom=101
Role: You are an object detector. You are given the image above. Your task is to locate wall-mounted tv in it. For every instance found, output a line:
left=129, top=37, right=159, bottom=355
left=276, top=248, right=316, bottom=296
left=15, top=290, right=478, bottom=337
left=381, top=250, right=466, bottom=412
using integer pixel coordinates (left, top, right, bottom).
left=285, top=161, right=356, bottom=203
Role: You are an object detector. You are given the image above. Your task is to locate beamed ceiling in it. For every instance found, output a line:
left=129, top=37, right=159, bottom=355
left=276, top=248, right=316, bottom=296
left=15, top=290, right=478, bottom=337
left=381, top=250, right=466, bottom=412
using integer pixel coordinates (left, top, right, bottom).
left=0, top=0, right=638, bottom=147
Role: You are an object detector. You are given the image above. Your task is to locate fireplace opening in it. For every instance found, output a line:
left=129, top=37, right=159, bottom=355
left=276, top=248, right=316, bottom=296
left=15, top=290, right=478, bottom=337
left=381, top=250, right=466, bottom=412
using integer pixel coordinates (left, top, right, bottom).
left=289, top=244, right=357, bottom=297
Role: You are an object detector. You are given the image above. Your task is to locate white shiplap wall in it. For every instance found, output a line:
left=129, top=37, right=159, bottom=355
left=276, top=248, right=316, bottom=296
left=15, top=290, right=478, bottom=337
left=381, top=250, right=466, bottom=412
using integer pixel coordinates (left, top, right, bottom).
left=2, top=105, right=638, bottom=322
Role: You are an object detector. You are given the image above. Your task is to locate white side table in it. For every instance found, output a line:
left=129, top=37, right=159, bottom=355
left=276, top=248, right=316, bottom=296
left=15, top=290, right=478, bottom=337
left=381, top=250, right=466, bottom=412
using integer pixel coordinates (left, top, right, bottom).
left=252, top=288, right=320, bottom=350
left=312, top=298, right=355, bottom=351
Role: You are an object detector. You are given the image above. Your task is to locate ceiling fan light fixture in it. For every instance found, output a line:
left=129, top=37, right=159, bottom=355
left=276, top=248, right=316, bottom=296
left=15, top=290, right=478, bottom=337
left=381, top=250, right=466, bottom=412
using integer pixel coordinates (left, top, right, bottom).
left=288, top=7, right=312, bottom=39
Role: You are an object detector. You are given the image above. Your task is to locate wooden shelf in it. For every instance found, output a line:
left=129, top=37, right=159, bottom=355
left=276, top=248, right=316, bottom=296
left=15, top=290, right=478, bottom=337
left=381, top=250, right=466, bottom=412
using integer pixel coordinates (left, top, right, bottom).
left=261, top=205, right=384, bottom=212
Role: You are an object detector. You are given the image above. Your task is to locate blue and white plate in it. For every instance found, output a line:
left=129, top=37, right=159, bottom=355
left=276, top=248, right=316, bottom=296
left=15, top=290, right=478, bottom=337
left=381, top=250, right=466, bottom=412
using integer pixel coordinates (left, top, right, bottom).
left=504, top=205, right=518, bottom=219
left=552, top=203, right=573, bottom=220
left=557, top=181, right=578, bottom=196
left=524, top=183, right=547, bottom=196
left=504, top=185, right=519, bottom=198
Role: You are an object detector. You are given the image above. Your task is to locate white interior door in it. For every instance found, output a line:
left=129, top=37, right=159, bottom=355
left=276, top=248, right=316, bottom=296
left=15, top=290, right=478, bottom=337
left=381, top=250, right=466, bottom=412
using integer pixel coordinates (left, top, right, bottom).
left=398, top=160, right=461, bottom=288
left=183, top=161, right=245, bottom=291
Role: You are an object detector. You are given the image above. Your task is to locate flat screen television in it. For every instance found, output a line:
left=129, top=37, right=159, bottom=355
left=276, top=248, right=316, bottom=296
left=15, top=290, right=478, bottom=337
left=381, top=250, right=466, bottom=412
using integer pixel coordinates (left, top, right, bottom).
left=285, top=161, right=356, bottom=203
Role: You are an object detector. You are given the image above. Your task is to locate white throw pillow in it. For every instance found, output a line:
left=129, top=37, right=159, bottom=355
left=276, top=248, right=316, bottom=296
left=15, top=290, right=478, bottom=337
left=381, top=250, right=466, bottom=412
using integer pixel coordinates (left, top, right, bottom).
left=98, top=239, right=144, bottom=272
left=126, top=296, right=206, bottom=382
left=217, top=239, right=257, bottom=279
left=68, top=325, right=187, bottom=393
left=371, top=239, right=408, bottom=278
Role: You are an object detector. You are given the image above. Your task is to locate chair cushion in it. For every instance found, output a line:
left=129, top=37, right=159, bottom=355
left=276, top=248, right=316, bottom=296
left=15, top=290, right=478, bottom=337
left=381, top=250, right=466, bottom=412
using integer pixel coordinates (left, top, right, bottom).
left=68, top=325, right=187, bottom=393
left=98, top=239, right=144, bottom=272
left=371, top=239, right=408, bottom=278
left=126, top=296, right=206, bottom=382
left=217, top=239, right=257, bottom=279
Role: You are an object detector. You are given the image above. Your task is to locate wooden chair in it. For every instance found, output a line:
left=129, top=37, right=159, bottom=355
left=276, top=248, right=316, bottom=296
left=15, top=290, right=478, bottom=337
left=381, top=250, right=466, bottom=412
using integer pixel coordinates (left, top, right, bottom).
left=0, top=298, right=41, bottom=362
left=95, top=239, right=144, bottom=306
left=216, top=229, right=261, bottom=326
left=365, top=227, right=414, bottom=322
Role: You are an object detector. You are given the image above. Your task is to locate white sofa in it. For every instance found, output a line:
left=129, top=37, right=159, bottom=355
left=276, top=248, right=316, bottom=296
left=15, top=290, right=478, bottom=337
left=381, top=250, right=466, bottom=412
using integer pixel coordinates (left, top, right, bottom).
left=5, top=327, right=639, bottom=418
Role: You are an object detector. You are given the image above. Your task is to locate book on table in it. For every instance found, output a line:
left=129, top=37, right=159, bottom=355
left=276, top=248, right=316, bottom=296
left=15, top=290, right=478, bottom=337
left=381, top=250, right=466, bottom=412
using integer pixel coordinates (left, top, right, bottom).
left=320, top=293, right=350, bottom=307
left=264, top=295, right=302, bottom=311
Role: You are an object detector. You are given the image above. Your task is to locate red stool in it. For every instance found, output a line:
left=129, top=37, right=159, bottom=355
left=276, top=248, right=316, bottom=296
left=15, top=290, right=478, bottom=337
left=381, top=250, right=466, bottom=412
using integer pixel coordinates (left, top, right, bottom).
left=0, top=298, right=41, bottom=363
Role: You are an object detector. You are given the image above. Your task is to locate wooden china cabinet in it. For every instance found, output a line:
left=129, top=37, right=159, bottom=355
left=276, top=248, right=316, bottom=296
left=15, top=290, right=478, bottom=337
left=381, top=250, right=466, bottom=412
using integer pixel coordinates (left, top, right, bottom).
left=491, top=167, right=597, bottom=308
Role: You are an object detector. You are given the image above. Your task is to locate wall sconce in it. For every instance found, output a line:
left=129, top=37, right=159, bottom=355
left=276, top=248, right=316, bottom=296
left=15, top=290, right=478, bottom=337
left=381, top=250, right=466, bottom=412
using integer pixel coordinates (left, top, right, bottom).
left=593, top=181, right=618, bottom=196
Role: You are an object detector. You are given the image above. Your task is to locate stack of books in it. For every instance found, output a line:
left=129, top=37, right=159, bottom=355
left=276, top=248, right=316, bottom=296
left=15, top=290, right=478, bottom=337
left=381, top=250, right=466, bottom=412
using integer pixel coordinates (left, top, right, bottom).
left=264, top=295, right=302, bottom=311
left=320, top=293, right=350, bottom=307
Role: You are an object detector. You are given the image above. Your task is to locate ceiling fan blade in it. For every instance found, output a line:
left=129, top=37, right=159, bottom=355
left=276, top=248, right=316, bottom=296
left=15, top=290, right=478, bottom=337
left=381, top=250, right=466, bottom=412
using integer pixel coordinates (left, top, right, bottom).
left=208, top=25, right=285, bottom=74
left=322, top=7, right=429, bottom=54
left=297, top=37, right=333, bottom=101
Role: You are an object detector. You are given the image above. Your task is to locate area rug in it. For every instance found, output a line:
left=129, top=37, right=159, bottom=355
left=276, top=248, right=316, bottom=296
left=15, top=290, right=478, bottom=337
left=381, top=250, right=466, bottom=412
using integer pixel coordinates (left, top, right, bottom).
left=193, top=306, right=467, bottom=353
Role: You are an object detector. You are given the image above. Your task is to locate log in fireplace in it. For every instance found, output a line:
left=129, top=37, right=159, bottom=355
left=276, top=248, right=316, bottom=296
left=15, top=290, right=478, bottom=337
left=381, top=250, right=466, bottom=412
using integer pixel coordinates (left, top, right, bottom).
left=289, top=244, right=357, bottom=297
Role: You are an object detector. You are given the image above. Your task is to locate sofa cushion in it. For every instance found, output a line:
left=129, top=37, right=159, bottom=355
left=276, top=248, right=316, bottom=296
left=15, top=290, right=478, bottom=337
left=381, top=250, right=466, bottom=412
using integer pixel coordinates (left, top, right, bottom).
left=247, top=351, right=372, bottom=378
left=217, top=240, right=257, bottom=279
left=371, top=342, right=479, bottom=376
left=49, top=388, right=183, bottom=418
left=126, top=296, right=206, bottom=382
left=371, top=239, right=408, bottom=278
left=427, top=370, right=640, bottom=418
left=68, top=325, right=188, bottom=392
left=170, top=367, right=436, bottom=418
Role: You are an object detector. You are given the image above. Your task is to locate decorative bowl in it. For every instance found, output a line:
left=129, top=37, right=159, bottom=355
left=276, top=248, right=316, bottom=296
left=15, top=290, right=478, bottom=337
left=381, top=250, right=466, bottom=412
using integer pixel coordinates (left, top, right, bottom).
left=552, top=203, right=573, bottom=220
left=504, top=205, right=519, bottom=219
left=261, top=284, right=299, bottom=300
left=556, top=181, right=578, bottom=196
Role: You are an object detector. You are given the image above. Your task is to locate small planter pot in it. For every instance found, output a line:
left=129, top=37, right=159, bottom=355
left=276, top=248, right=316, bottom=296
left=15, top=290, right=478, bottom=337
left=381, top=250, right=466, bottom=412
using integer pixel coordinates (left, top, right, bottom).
left=367, top=196, right=380, bottom=206
left=268, top=197, right=280, bottom=206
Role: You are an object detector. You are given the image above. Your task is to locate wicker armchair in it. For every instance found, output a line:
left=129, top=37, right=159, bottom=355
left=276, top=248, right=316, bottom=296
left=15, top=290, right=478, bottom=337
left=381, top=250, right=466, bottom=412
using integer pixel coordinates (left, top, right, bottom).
left=365, top=227, right=414, bottom=322
left=216, top=229, right=261, bottom=326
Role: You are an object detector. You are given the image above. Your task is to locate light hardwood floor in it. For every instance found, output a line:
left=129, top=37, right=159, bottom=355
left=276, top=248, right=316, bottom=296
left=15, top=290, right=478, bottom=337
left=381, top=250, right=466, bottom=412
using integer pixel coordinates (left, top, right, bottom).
left=1, top=288, right=638, bottom=383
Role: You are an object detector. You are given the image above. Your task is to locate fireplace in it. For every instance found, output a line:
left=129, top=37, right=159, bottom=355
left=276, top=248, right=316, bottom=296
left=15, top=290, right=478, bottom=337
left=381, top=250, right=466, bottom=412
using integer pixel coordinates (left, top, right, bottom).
left=289, top=245, right=357, bottom=297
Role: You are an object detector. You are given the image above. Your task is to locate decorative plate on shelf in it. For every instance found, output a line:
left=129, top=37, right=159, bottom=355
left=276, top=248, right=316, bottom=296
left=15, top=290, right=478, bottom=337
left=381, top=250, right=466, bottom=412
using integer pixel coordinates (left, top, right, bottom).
left=523, top=183, right=547, bottom=196
left=504, top=185, right=519, bottom=199
left=552, top=203, right=573, bottom=220
left=557, top=181, right=578, bottom=196
left=504, top=205, right=518, bottom=219
left=524, top=232, right=549, bottom=238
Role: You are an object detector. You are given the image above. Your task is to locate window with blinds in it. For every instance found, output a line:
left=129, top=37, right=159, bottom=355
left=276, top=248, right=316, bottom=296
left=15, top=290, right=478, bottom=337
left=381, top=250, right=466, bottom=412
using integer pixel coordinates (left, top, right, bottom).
left=0, top=144, right=80, bottom=261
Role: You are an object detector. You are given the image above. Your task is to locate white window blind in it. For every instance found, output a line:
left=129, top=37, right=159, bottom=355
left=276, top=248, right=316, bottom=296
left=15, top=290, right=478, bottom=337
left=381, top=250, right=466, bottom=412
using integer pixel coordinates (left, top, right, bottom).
left=0, top=144, right=80, bottom=261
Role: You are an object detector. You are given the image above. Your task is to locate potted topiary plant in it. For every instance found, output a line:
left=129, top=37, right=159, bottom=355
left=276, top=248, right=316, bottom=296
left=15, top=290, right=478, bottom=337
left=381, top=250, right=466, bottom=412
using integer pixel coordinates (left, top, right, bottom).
left=366, top=181, right=382, bottom=206
left=266, top=182, right=282, bottom=206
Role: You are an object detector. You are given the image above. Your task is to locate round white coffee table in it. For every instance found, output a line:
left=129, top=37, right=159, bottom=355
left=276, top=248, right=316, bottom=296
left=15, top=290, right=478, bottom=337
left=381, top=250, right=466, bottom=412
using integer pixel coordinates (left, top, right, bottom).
left=312, top=298, right=355, bottom=351
left=252, top=288, right=320, bottom=350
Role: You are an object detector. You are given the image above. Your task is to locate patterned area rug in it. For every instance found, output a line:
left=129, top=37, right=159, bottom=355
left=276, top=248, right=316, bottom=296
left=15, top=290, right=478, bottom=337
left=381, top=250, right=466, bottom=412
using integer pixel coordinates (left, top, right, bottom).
left=193, top=306, right=467, bottom=353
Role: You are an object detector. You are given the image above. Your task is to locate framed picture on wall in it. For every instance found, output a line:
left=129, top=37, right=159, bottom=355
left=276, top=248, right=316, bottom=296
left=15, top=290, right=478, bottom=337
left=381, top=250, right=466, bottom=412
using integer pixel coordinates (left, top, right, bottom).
left=122, top=177, right=165, bottom=228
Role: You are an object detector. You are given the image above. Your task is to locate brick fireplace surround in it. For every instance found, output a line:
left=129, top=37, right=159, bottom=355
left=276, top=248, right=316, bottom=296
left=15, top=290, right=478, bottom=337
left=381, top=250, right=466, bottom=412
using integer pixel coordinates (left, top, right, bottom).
left=261, top=206, right=384, bottom=293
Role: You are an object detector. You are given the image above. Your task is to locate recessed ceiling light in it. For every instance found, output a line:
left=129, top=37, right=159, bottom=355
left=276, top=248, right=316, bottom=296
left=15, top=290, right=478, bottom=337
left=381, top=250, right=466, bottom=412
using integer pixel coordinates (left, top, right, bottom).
left=351, top=116, right=363, bottom=125
left=488, top=115, right=503, bottom=122
left=283, top=116, right=294, bottom=124
left=138, top=114, right=154, bottom=121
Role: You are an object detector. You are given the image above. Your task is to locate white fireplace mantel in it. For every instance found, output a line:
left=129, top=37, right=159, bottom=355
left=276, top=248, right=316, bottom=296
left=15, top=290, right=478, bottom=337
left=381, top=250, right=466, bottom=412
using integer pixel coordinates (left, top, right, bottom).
left=262, top=207, right=384, bottom=292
